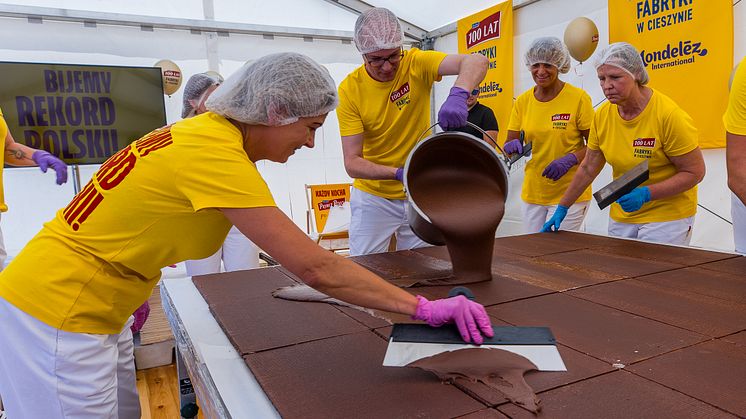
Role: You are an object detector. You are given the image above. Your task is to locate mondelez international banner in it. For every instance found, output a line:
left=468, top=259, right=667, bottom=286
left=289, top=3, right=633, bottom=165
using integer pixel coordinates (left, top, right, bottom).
left=457, top=0, right=513, bottom=146
left=0, top=62, right=167, bottom=165
left=609, top=0, right=733, bottom=148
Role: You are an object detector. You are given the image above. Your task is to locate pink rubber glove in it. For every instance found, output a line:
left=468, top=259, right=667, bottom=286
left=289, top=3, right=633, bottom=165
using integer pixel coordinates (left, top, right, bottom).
left=412, top=295, right=494, bottom=344
left=131, top=301, right=150, bottom=334
left=32, top=150, right=68, bottom=185
left=437, top=87, right=470, bottom=130
left=542, top=153, right=578, bottom=181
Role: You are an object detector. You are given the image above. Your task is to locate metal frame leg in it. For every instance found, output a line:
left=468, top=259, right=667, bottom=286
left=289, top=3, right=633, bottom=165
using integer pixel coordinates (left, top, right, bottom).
left=176, top=346, right=199, bottom=418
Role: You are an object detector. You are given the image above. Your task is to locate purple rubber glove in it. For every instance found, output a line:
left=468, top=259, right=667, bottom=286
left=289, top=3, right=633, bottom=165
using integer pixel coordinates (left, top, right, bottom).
left=32, top=150, right=68, bottom=185
left=131, top=301, right=150, bottom=334
left=541, top=205, right=569, bottom=232
left=542, top=153, right=578, bottom=181
left=437, top=87, right=470, bottom=130
left=503, top=139, right=523, bottom=155
left=617, top=186, right=651, bottom=212
left=412, top=295, right=494, bottom=345
left=395, top=167, right=404, bottom=182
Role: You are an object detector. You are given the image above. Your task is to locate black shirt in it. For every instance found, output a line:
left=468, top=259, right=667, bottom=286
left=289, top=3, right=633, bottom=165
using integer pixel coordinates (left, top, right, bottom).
left=454, top=102, right=499, bottom=140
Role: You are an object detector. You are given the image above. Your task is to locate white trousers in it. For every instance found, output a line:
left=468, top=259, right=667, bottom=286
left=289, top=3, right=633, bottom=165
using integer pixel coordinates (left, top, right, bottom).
left=522, top=201, right=589, bottom=234
left=733, top=193, right=746, bottom=254
left=0, top=298, right=140, bottom=419
left=349, top=187, right=428, bottom=256
left=185, top=226, right=260, bottom=276
left=608, top=215, right=695, bottom=246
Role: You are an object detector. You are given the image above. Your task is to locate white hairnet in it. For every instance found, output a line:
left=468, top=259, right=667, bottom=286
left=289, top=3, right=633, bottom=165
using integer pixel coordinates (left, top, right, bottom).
left=524, top=37, right=571, bottom=74
left=205, top=53, right=338, bottom=126
left=353, top=7, right=403, bottom=54
left=182, top=72, right=222, bottom=118
left=595, top=42, right=649, bottom=85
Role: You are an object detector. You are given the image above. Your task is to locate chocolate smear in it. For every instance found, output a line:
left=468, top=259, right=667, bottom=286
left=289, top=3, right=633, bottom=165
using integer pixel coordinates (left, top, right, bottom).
left=407, top=348, right=541, bottom=413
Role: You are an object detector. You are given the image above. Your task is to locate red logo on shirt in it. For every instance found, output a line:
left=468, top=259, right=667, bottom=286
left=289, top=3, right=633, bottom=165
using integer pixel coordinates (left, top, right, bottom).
left=390, top=83, right=410, bottom=102
left=63, top=126, right=174, bottom=231
left=551, top=113, right=570, bottom=121
left=633, top=138, right=656, bottom=148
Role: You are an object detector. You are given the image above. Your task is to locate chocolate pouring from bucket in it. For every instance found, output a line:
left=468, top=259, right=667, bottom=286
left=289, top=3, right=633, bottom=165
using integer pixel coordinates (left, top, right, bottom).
left=382, top=288, right=566, bottom=371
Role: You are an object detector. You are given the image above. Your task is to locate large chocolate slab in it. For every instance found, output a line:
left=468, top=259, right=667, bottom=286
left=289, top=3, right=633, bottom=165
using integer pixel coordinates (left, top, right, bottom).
left=349, top=249, right=453, bottom=283
left=497, top=370, right=737, bottom=418
left=628, top=336, right=746, bottom=417
left=412, top=242, right=530, bottom=266
left=452, top=344, right=613, bottom=406
left=455, top=409, right=509, bottom=419
left=490, top=258, right=621, bottom=292
left=488, top=293, right=707, bottom=364
left=569, top=279, right=746, bottom=337
left=591, top=241, right=737, bottom=266
left=243, top=331, right=486, bottom=419
left=699, top=256, right=746, bottom=275
left=193, top=268, right=367, bottom=354
left=539, top=248, right=682, bottom=280
left=491, top=231, right=621, bottom=257
left=636, top=267, right=746, bottom=305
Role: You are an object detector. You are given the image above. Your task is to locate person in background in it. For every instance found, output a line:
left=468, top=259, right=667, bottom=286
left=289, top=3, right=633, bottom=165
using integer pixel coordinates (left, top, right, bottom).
left=724, top=56, right=746, bottom=254
left=0, top=108, right=68, bottom=270
left=543, top=42, right=705, bottom=246
left=181, top=72, right=262, bottom=276
left=0, top=105, right=68, bottom=419
left=0, top=53, right=493, bottom=418
left=505, top=37, right=594, bottom=233
left=337, top=7, right=488, bottom=256
left=453, top=88, right=499, bottom=143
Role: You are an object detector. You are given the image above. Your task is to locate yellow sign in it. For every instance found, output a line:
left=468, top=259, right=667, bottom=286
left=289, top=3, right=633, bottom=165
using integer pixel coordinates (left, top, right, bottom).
left=609, top=0, right=733, bottom=148
left=457, top=1, right=513, bottom=146
left=307, top=183, right=351, bottom=234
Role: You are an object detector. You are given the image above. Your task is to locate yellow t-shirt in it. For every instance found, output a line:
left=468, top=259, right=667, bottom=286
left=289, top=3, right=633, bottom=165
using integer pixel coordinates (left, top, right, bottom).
left=507, top=83, right=594, bottom=205
left=588, top=89, right=698, bottom=224
left=0, top=112, right=276, bottom=334
left=337, top=48, right=446, bottom=199
left=0, top=107, right=8, bottom=212
left=724, top=56, right=746, bottom=135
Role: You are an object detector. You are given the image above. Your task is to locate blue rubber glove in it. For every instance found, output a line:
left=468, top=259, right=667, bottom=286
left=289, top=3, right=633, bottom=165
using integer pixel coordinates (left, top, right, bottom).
left=542, top=153, right=578, bottom=181
left=32, top=150, right=68, bottom=185
left=437, top=87, right=469, bottom=130
left=541, top=205, right=569, bottom=232
left=412, top=295, right=494, bottom=345
left=395, top=167, right=404, bottom=182
left=616, top=186, right=651, bottom=212
left=503, top=139, right=523, bottom=155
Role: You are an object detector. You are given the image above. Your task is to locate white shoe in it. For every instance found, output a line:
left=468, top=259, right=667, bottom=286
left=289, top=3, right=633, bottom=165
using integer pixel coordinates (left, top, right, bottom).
left=0, top=410, right=7, bottom=419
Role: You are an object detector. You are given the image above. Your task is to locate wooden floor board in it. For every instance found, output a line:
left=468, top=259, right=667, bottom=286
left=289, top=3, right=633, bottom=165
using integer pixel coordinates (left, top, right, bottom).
left=137, top=363, right=205, bottom=419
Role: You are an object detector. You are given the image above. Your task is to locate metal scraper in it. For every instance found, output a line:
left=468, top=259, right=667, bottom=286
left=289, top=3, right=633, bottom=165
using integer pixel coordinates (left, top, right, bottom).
left=593, top=159, right=650, bottom=210
left=382, top=287, right=566, bottom=371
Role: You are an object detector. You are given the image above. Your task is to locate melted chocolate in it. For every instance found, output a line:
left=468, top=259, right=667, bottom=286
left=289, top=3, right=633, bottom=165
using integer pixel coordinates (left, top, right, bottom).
left=408, top=146, right=505, bottom=285
left=408, top=348, right=541, bottom=413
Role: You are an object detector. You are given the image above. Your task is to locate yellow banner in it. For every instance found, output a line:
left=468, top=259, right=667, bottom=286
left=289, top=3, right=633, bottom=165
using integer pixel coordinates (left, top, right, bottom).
left=609, top=0, right=733, bottom=148
left=308, top=183, right=350, bottom=234
left=457, top=1, right=513, bottom=146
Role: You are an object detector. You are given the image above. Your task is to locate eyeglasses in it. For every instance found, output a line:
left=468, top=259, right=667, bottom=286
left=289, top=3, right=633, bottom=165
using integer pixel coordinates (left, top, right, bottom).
left=471, top=89, right=480, bottom=96
left=365, top=49, right=404, bottom=68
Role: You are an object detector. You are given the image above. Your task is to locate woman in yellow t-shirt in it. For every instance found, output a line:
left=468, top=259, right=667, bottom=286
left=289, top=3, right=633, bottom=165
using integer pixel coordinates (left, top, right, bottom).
left=0, top=53, right=494, bottom=418
left=505, top=37, right=594, bottom=233
left=543, top=42, right=705, bottom=246
left=724, top=55, right=746, bottom=253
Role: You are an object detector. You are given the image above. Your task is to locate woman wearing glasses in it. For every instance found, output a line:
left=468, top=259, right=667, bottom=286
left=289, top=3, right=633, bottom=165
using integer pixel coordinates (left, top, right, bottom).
left=336, top=7, right=488, bottom=256
left=505, top=37, right=595, bottom=233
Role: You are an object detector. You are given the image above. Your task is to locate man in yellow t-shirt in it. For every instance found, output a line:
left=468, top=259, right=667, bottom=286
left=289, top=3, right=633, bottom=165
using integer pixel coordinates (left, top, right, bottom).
left=724, top=56, right=746, bottom=253
left=337, top=7, right=488, bottom=256
left=505, top=37, right=594, bottom=233
left=543, top=43, right=704, bottom=246
left=0, top=53, right=494, bottom=418
left=0, top=107, right=68, bottom=270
